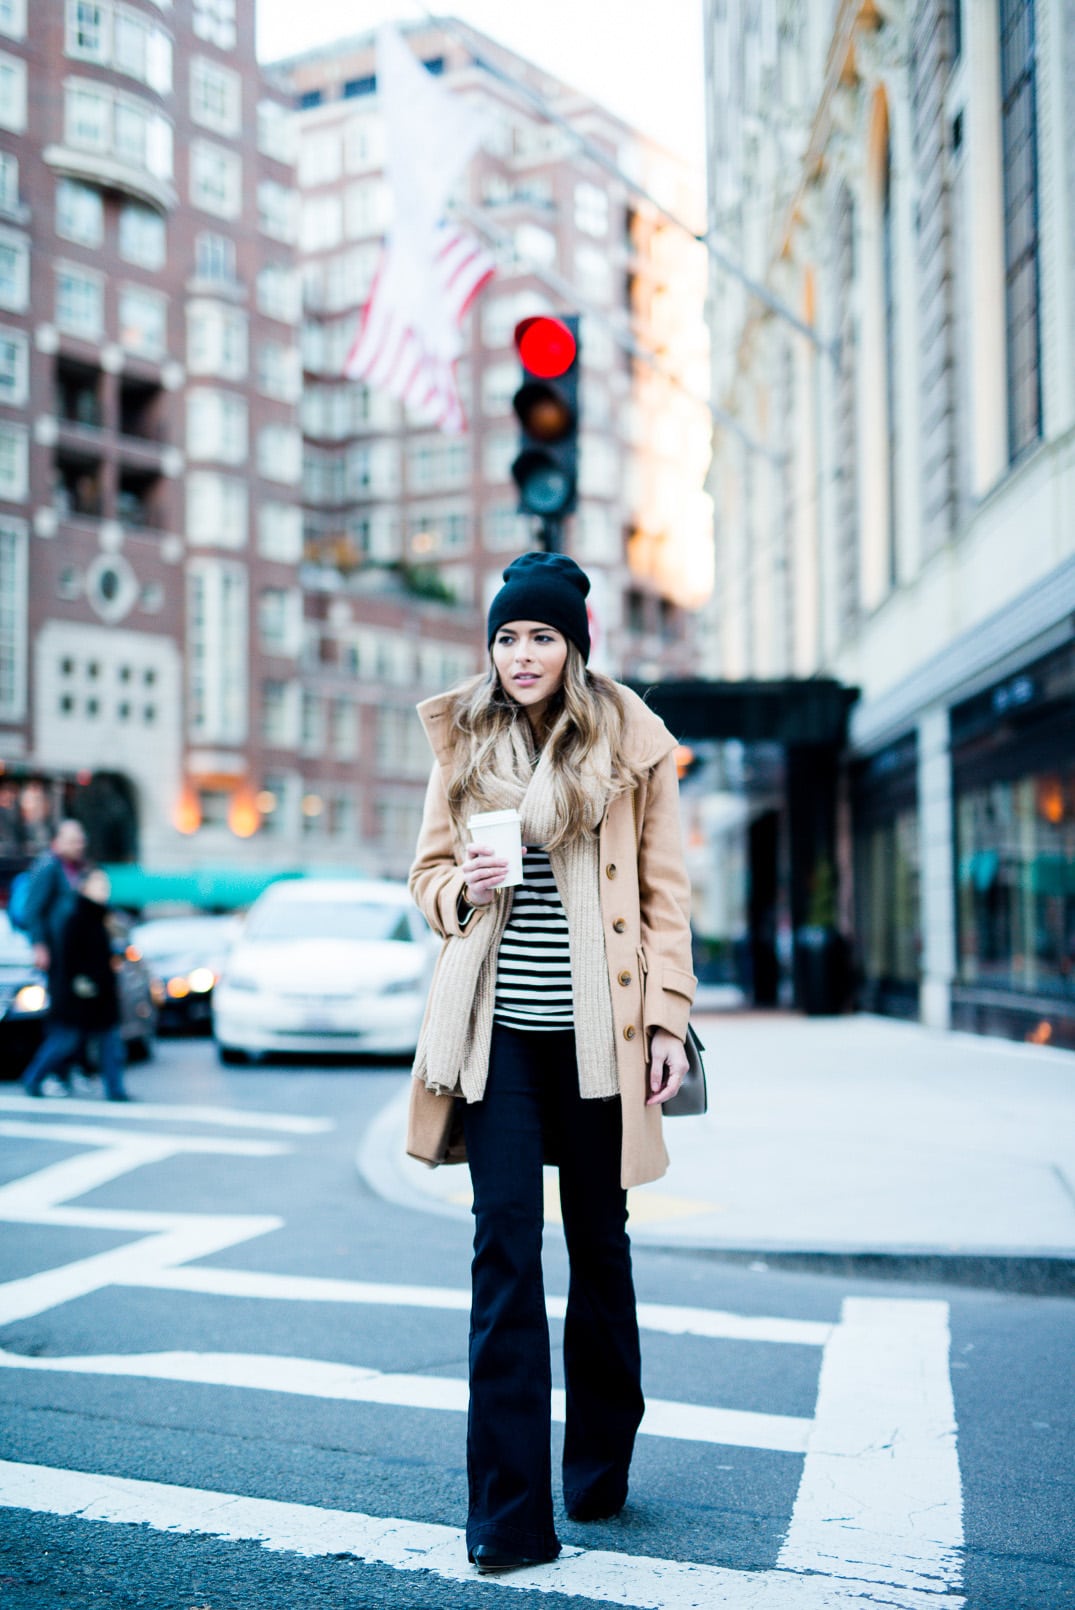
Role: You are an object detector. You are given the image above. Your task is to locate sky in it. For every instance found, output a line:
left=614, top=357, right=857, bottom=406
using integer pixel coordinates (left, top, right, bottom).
left=256, top=0, right=707, bottom=168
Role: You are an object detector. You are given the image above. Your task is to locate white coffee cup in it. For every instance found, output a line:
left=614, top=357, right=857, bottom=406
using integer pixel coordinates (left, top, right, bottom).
left=467, top=808, right=524, bottom=887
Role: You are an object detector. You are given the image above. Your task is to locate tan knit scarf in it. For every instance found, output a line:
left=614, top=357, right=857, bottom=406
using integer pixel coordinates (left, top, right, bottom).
left=413, top=719, right=619, bottom=1104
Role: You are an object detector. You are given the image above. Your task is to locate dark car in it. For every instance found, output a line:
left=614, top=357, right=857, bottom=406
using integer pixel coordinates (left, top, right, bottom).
left=0, top=910, right=156, bottom=1080
left=130, top=915, right=240, bottom=1034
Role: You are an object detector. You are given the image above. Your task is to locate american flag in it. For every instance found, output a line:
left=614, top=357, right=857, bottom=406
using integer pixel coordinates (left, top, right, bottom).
left=344, top=224, right=495, bottom=435
left=343, top=26, right=496, bottom=435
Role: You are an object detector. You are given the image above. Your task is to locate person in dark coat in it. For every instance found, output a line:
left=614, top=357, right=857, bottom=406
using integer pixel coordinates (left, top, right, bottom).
left=22, top=818, right=87, bottom=975
left=22, top=869, right=130, bottom=1101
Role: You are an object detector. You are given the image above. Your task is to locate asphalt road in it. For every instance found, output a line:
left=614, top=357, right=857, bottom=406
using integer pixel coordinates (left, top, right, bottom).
left=0, top=1038, right=1072, bottom=1610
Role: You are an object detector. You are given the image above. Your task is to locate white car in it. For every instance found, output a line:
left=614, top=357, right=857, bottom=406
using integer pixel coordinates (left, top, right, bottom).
left=212, top=879, right=433, bottom=1063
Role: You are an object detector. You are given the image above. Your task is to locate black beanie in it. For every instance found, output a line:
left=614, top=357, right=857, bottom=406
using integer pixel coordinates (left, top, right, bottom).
left=487, top=552, right=591, bottom=662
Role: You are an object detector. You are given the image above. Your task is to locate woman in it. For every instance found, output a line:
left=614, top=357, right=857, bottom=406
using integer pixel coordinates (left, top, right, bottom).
left=408, top=551, right=696, bottom=1574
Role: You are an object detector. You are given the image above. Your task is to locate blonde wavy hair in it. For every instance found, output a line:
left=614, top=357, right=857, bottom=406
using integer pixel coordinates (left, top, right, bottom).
left=445, top=642, right=648, bottom=850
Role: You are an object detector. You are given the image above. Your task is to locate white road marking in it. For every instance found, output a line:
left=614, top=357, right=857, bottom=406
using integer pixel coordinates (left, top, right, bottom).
left=128, top=1265, right=833, bottom=1347
left=0, top=1459, right=965, bottom=1609
left=778, top=1298, right=963, bottom=1597
left=0, top=1126, right=286, bottom=1325
left=0, top=1346, right=811, bottom=1453
left=0, top=1094, right=334, bottom=1133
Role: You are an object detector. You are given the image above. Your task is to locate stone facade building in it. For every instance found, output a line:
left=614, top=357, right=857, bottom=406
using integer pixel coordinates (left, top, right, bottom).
left=0, top=0, right=306, bottom=867
left=703, top=0, right=1075, bottom=1044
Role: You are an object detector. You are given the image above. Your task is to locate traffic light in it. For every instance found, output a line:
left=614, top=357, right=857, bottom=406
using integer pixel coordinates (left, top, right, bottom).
left=511, top=314, right=580, bottom=544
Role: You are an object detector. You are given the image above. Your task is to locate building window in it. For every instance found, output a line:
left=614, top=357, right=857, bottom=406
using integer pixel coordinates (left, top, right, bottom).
left=187, top=561, right=247, bottom=743
left=574, top=182, right=609, bottom=238
left=187, top=300, right=247, bottom=378
left=0, top=49, right=26, bottom=132
left=56, top=264, right=104, bottom=338
left=118, top=201, right=165, bottom=268
left=191, top=140, right=241, bottom=219
left=575, top=245, right=612, bottom=303
left=258, top=587, right=299, bottom=654
left=256, top=263, right=301, bottom=324
left=0, top=0, right=27, bottom=41
left=0, top=325, right=26, bottom=405
left=64, top=81, right=173, bottom=180
left=194, top=231, right=236, bottom=285
left=257, top=424, right=302, bottom=484
left=1000, top=0, right=1042, bottom=460
left=56, top=178, right=104, bottom=247
left=406, top=437, right=469, bottom=493
left=261, top=681, right=295, bottom=747
left=300, top=194, right=342, bottom=253
left=329, top=697, right=357, bottom=760
left=299, top=130, right=342, bottom=186
left=343, top=74, right=376, bottom=100
left=187, top=470, right=247, bottom=548
left=65, top=1, right=171, bottom=92
left=186, top=389, right=247, bottom=463
left=0, top=152, right=18, bottom=212
left=258, top=502, right=301, bottom=562
left=190, top=55, right=241, bottom=136
left=408, top=508, right=469, bottom=556
left=0, top=227, right=27, bottom=310
left=0, top=517, right=26, bottom=717
left=257, top=341, right=300, bottom=402
left=192, top=0, right=236, bottom=52
left=0, top=421, right=27, bottom=500
left=258, top=180, right=296, bottom=243
left=344, top=115, right=383, bottom=172
left=300, top=692, right=323, bottom=755
left=118, top=285, right=167, bottom=358
left=257, top=99, right=294, bottom=163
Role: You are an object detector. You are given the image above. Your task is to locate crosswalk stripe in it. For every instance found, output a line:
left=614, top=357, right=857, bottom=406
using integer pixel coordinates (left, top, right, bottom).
left=0, top=1346, right=811, bottom=1453
left=126, top=1265, right=834, bottom=1346
left=0, top=1459, right=965, bottom=1609
left=0, top=1096, right=334, bottom=1133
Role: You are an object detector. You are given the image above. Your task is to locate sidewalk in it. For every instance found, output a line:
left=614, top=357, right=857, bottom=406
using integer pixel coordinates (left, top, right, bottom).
left=358, top=1012, right=1075, bottom=1274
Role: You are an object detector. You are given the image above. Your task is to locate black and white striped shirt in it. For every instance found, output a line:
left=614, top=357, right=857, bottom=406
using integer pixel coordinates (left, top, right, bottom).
left=493, top=846, right=574, bottom=1030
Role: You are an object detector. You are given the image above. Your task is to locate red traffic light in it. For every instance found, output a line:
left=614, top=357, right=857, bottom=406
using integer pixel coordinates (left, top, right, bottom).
left=515, top=316, right=577, bottom=380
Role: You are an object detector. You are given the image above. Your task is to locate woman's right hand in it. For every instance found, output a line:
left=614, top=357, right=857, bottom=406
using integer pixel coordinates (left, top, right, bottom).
left=462, top=843, right=511, bottom=906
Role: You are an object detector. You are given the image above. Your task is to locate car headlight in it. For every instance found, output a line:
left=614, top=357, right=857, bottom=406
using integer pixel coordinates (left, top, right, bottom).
left=188, top=967, right=216, bottom=993
left=222, top=974, right=259, bottom=993
left=381, top=975, right=421, bottom=996
left=13, top=984, right=48, bottom=1015
left=166, top=976, right=191, bottom=999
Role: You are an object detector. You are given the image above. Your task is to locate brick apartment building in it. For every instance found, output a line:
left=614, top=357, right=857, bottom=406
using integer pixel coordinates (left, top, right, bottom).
left=0, top=5, right=710, bottom=885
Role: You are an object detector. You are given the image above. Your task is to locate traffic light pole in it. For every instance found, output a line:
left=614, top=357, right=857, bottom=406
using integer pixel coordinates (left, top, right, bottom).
left=536, top=518, right=563, bottom=554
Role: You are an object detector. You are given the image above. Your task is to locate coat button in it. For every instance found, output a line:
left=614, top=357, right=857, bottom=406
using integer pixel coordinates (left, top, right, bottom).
left=623, top=1024, right=637, bottom=1041
left=612, top=917, right=627, bottom=934
left=605, top=863, right=617, bottom=879
left=618, top=970, right=632, bottom=987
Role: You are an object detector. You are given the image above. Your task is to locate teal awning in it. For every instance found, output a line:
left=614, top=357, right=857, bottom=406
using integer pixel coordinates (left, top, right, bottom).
left=102, top=865, right=306, bottom=912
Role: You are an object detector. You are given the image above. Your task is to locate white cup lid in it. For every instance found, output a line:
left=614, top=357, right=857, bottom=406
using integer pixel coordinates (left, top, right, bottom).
left=467, top=809, right=521, bottom=828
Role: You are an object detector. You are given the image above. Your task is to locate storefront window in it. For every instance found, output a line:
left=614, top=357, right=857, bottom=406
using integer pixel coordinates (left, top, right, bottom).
left=956, top=768, right=1075, bottom=998
left=856, top=807, right=920, bottom=985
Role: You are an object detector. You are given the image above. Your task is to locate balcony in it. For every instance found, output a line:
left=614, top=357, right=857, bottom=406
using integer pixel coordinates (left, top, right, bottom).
left=54, top=451, right=104, bottom=521
left=44, top=145, right=176, bottom=213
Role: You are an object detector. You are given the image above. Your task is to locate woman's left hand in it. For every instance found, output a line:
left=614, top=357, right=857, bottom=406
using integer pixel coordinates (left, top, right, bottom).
left=646, top=1029, right=689, bottom=1106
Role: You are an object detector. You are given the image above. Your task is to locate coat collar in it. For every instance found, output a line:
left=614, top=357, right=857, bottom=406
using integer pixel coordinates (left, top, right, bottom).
left=416, top=681, right=677, bottom=772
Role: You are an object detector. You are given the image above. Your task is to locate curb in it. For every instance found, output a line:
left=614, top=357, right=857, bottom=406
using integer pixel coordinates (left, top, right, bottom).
left=627, top=1243, right=1075, bottom=1297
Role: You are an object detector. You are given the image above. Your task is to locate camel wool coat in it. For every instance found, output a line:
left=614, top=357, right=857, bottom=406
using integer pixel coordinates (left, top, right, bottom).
left=406, top=683, right=697, bottom=1190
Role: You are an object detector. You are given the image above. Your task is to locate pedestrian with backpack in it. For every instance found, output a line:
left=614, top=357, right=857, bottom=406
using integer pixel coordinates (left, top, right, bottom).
left=22, top=868, right=130, bottom=1101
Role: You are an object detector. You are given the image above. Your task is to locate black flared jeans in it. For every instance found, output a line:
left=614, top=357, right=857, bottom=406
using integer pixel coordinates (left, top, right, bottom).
left=461, top=1022, right=644, bottom=1560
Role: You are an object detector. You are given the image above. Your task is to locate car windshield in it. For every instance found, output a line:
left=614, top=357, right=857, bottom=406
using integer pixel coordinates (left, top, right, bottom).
left=133, top=919, right=239, bottom=957
left=243, top=900, right=414, bottom=944
left=0, top=912, right=32, bottom=960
